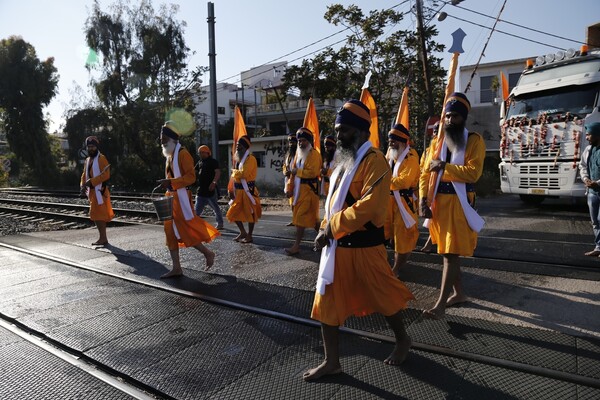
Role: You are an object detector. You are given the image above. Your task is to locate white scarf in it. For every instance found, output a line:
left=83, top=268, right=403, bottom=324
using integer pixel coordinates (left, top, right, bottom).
left=238, top=149, right=256, bottom=208
left=292, top=152, right=304, bottom=206
left=168, top=143, right=194, bottom=239
left=316, top=141, right=372, bottom=296
left=390, top=146, right=416, bottom=228
left=423, top=129, right=484, bottom=233
left=85, top=153, right=104, bottom=205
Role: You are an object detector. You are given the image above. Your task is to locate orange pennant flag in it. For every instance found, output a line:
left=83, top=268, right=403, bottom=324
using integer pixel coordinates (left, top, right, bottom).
left=360, top=88, right=379, bottom=148
left=303, top=97, right=320, bottom=153
left=427, top=51, right=460, bottom=201
left=501, top=71, right=509, bottom=101
left=395, top=86, right=410, bottom=131
left=228, top=105, right=248, bottom=192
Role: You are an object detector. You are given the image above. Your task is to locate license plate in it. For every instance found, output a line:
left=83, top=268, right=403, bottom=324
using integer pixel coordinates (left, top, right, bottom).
left=529, top=188, right=547, bottom=195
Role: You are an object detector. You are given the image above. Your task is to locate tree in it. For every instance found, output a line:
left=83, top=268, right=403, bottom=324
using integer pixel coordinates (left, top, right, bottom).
left=76, top=0, right=201, bottom=188
left=281, top=5, right=447, bottom=152
left=0, top=36, right=60, bottom=183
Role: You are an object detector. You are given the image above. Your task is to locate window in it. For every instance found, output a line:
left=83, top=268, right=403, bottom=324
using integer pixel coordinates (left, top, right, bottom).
left=480, top=75, right=495, bottom=103
left=253, top=151, right=266, bottom=168
left=509, top=73, right=520, bottom=92
left=217, top=106, right=225, bottom=115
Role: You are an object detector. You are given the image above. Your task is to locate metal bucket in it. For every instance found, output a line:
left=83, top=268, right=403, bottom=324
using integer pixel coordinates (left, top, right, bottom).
left=151, top=185, right=173, bottom=221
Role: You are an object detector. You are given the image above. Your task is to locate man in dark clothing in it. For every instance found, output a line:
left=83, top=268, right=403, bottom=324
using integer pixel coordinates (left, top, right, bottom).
left=579, top=122, right=600, bottom=256
left=194, top=145, right=224, bottom=229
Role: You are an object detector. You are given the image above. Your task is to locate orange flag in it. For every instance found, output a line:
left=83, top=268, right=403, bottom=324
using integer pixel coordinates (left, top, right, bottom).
left=228, top=105, right=248, bottom=192
left=500, top=71, right=509, bottom=101
left=427, top=52, right=460, bottom=201
left=303, top=97, right=320, bottom=153
left=395, top=86, right=410, bottom=131
left=360, top=88, right=379, bottom=148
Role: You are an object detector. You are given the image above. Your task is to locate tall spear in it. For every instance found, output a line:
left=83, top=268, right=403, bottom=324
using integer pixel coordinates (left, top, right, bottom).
left=426, top=29, right=466, bottom=202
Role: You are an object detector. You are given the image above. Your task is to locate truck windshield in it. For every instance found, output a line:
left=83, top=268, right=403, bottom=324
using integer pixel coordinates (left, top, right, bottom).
left=506, top=83, right=598, bottom=119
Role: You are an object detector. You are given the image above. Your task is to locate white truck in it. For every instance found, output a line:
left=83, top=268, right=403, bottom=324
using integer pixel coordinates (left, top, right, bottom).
left=499, top=45, right=600, bottom=204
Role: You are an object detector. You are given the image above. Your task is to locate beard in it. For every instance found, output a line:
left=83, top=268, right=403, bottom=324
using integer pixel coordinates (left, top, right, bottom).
left=234, top=148, right=247, bottom=163
left=161, top=140, right=176, bottom=158
left=296, top=144, right=312, bottom=164
left=387, top=148, right=399, bottom=161
left=336, top=135, right=360, bottom=172
left=287, top=144, right=297, bottom=158
left=324, top=148, right=335, bottom=163
left=88, top=149, right=98, bottom=158
left=445, top=121, right=466, bottom=154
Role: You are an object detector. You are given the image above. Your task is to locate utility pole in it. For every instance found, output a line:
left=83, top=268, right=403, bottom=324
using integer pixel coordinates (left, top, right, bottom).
left=207, top=2, right=219, bottom=162
left=415, top=0, right=435, bottom=148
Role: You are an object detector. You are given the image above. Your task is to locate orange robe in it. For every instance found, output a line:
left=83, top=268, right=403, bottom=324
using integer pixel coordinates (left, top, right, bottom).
left=311, top=148, right=415, bottom=326
left=226, top=154, right=262, bottom=223
left=164, top=147, right=220, bottom=250
left=419, top=132, right=485, bottom=256
left=80, top=153, right=114, bottom=222
left=387, top=148, right=420, bottom=254
left=292, top=148, right=321, bottom=228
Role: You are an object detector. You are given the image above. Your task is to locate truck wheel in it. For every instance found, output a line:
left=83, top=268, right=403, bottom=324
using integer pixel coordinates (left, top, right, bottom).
left=519, top=194, right=545, bottom=205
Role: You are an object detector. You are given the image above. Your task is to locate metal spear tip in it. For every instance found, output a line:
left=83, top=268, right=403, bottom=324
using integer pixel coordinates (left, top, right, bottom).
left=449, top=28, right=466, bottom=53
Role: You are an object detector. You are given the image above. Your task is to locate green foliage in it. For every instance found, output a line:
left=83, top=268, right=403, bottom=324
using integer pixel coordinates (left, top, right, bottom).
left=475, top=152, right=501, bottom=197
left=281, top=4, right=447, bottom=153
left=0, top=36, right=60, bottom=183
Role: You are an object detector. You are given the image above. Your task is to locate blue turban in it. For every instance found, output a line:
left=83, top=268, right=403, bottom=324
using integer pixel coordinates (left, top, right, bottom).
left=335, top=99, right=371, bottom=132
left=296, top=127, right=313, bottom=141
left=388, top=124, right=410, bottom=143
left=445, top=92, right=471, bottom=120
left=586, top=122, right=600, bottom=137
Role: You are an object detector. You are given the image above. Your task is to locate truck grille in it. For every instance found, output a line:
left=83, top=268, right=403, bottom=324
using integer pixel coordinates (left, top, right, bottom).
left=517, top=165, right=560, bottom=189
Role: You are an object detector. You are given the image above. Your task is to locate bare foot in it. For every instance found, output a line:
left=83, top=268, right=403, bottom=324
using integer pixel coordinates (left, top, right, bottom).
left=233, top=233, right=246, bottom=242
left=422, top=308, right=444, bottom=320
left=204, top=251, right=215, bottom=270
left=241, top=236, right=253, bottom=244
left=92, top=240, right=108, bottom=246
left=160, top=269, right=183, bottom=279
left=285, top=247, right=300, bottom=256
left=384, top=336, right=412, bottom=365
left=302, top=361, right=342, bottom=381
left=446, top=294, right=468, bottom=307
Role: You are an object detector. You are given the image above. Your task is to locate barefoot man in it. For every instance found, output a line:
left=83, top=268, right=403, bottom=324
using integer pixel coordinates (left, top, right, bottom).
left=80, top=136, right=114, bottom=246
left=226, top=135, right=262, bottom=243
left=419, top=92, right=485, bottom=318
left=158, top=122, right=219, bottom=278
left=386, top=123, right=420, bottom=275
left=306, top=100, right=414, bottom=381
left=285, top=127, right=321, bottom=256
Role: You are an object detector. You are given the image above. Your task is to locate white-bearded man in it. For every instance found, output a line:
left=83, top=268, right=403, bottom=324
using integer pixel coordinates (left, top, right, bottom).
left=419, top=92, right=486, bottom=319
left=157, top=123, right=219, bottom=278
left=282, top=132, right=298, bottom=226
left=386, top=123, right=420, bottom=275
left=80, top=136, right=114, bottom=246
left=305, top=99, right=414, bottom=381
left=285, top=127, right=321, bottom=256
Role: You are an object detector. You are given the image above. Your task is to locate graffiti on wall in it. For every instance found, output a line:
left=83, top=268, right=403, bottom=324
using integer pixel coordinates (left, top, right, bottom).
left=263, top=142, right=287, bottom=172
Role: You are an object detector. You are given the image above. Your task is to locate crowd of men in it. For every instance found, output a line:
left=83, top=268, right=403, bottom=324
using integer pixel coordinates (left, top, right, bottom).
left=80, top=92, right=491, bottom=381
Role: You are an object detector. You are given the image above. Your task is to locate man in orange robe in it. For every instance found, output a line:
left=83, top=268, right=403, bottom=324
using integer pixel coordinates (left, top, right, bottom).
left=285, top=127, right=321, bottom=255
left=226, top=135, right=262, bottom=243
left=386, top=124, right=420, bottom=275
left=419, top=93, right=486, bottom=319
left=80, top=136, right=114, bottom=246
left=157, top=123, right=220, bottom=278
left=305, top=100, right=414, bottom=381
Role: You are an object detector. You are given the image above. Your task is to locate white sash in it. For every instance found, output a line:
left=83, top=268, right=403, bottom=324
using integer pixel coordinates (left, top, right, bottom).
left=238, top=149, right=256, bottom=208
left=391, top=146, right=416, bottom=228
left=424, top=129, right=484, bottom=232
left=316, top=141, right=372, bottom=296
left=292, top=152, right=304, bottom=206
left=168, top=143, right=195, bottom=239
left=85, top=154, right=104, bottom=205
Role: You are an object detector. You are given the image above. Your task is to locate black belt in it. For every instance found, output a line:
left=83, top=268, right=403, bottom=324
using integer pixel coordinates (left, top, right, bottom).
left=337, top=226, right=385, bottom=248
left=300, top=178, right=319, bottom=195
left=437, top=182, right=474, bottom=194
left=389, top=188, right=415, bottom=213
left=234, top=181, right=256, bottom=192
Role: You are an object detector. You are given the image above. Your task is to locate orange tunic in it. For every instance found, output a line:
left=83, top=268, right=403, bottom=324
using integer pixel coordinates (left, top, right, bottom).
left=80, top=153, right=114, bottom=222
left=164, top=148, right=220, bottom=250
left=226, top=154, right=262, bottom=223
left=292, top=148, right=321, bottom=228
left=419, top=132, right=485, bottom=256
left=311, top=148, right=415, bottom=327
left=387, top=148, right=420, bottom=254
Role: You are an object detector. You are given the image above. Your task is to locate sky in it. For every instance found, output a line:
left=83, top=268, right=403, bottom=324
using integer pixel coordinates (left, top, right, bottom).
left=1, top=0, right=599, bottom=132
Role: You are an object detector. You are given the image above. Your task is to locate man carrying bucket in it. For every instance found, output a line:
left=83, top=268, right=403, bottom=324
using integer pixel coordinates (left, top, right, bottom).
left=157, top=122, right=220, bottom=278
left=80, top=136, right=114, bottom=246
